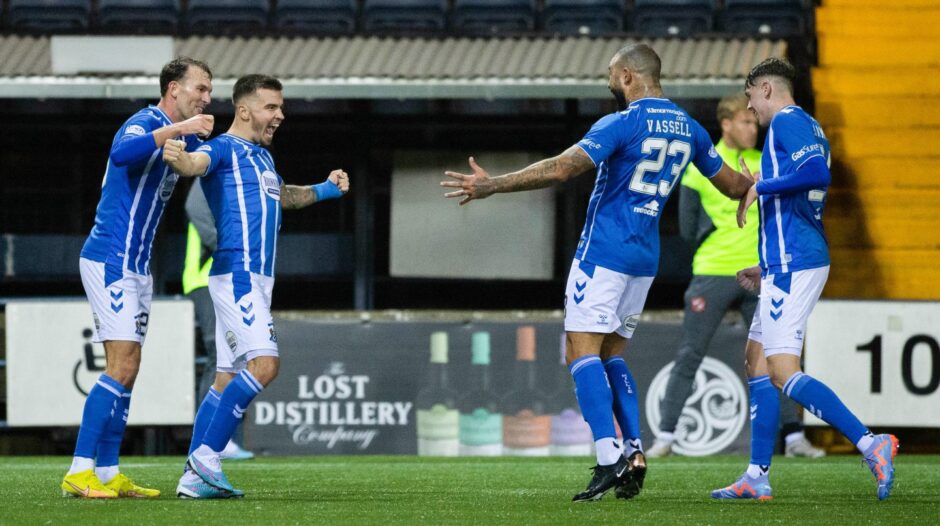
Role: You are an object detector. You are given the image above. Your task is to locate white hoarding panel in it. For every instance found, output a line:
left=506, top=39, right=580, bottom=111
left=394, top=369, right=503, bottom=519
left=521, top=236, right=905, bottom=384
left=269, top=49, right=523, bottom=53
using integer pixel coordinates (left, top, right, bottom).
left=805, top=300, right=940, bottom=427
left=6, top=299, right=195, bottom=426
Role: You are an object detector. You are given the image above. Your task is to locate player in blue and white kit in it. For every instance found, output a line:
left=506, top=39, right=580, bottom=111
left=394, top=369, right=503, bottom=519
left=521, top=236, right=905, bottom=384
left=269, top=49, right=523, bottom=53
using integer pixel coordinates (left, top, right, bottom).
left=62, top=57, right=215, bottom=499
left=711, top=58, right=898, bottom=501
left=163, top=74, right=350, bottom=499
left=442, top=44, right=754, bottom=502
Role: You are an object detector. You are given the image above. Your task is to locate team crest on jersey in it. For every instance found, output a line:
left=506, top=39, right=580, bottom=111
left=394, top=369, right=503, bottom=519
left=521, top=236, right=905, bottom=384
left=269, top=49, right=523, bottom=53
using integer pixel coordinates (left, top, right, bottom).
left=261, top=170, right=281, bottom=201
left=708, top=145, right=718, bottom=158
left=159, top=173, right=179, bottom=202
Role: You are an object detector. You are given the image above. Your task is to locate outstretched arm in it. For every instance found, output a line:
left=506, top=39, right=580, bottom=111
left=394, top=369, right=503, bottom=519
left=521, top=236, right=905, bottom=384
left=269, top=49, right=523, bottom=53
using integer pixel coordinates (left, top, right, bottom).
left=163, top=139, right=211, bottom=178
left=441, top=145, right=596, bottom=206
left=281, top=169, right=350, bottom=210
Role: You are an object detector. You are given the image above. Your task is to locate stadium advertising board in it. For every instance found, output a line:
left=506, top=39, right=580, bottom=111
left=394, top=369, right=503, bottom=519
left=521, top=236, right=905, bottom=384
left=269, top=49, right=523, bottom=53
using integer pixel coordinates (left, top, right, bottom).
left=4, top=299, right=195, bottom=426
left=245, top=317, right=751, bottom=456
left=805, top=300, right=940, bottom=427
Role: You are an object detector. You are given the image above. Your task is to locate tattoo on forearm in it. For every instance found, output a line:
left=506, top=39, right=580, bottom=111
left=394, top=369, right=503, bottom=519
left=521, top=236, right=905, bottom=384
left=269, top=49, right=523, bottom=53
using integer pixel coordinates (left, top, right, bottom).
left=493, top=148, right=593, bottom=193
left=281, top=185, right=316, bottom=210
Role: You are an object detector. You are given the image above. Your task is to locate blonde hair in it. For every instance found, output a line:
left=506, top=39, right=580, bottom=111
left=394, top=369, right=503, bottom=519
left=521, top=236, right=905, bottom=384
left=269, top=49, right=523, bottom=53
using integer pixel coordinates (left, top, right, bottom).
left=716, top=93, right=749, bottom=123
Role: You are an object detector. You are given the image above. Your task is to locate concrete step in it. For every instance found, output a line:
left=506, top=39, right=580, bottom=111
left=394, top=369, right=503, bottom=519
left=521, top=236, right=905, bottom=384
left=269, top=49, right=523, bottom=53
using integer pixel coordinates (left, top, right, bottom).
left=816, top=96, right=940, bottom=128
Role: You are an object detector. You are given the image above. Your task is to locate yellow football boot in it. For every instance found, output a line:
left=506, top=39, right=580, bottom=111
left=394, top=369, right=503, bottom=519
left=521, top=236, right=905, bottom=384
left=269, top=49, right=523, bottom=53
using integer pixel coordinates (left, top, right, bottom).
left=104, top=473, right=162, bottom=498
left=61, top=470, right=118, bottom=498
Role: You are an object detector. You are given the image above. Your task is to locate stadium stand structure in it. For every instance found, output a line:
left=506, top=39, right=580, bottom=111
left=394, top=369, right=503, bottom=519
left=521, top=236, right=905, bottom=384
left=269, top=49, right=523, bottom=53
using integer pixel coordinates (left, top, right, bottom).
left=0, top=0, right=818, bottom=38
left=542, top=0, right=625, bottom=36
left=362, top=0, right=448, bottom=33
left=97, top=0, right=181, bottom=34
left=813, top=0, right=940, bottom=299
left=185, top=0, right=270, bottom=35
left=452, top=0, right=537, bottom=35
left=275, top=0, right=358, bottom=34
left=7, top=0, right=91, bottom=32
left=719, top=0, right=808, bottom=37
left=632, top=0, right=714, bottom=37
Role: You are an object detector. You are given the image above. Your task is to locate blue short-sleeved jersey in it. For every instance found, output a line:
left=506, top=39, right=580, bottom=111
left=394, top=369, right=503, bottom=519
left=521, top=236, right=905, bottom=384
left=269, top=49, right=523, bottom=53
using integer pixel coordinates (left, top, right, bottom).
left=758, top=106, right=831, bottom=275
left=81, top=105, right=201, bottom=285
left=574, top=98, right=723, bottom=276
left=197, top=133, right=283, bottom=278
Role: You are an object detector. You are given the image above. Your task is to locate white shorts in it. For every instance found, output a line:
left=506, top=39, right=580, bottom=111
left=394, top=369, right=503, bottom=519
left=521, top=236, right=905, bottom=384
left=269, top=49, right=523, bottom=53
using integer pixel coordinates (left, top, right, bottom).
left=79, top=257, right=152, bottom=344
left=209, top=271, right=279, bottom=373
left=748, top=266, right=829, bottom=357
left=563, top=259, right=653, bottom=338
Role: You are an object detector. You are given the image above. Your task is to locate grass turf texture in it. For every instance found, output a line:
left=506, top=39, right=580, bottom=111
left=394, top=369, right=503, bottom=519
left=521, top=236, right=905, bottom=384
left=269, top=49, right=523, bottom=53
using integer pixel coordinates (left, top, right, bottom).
left=2, top=455, right=937, bottom=524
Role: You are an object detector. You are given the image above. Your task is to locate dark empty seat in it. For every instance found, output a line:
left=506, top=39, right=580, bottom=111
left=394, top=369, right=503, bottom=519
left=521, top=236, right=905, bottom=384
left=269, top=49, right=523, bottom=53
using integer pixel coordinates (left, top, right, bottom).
left=543, top=0, right=625, bottom=36
left=7, top=0, right=91, bottom=33
left=275, top=0, right=357, bottom=34
left=633, top=0, right=714, bottom=37
left=186, top=0, right=269, bottom=35
left=362, top=0, right=447, bottom=33
left=720, top=0, right=807, bottom=37
left=452, top=0, right=536, bottom=35
left=98, top=0, right=180, bottom=34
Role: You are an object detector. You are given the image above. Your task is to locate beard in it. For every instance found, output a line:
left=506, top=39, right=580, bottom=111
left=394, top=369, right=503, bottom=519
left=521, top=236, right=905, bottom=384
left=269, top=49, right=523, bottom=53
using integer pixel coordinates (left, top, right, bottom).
left=610, top=87, right=627, bottom=111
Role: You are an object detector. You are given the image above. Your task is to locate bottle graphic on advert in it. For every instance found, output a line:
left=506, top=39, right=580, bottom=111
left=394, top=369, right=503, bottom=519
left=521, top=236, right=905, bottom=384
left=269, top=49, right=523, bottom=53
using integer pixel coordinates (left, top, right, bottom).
left=502, top=326, right=551, bottom=456
left=458, top=332, right=503, bottom=456
left=416, top=331, right=459, bottom=456
left=549, top=333, right=593, bottom=456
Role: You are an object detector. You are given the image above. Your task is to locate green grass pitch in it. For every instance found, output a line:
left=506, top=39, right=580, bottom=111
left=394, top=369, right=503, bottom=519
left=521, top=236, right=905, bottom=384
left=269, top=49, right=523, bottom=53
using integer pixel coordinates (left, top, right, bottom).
left=2, top=455, right=937, bottom=524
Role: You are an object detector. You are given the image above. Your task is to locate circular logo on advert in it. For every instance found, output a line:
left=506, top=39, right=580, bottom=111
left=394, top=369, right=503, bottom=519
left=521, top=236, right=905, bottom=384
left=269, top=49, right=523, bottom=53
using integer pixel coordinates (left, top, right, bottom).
left=645, top=357, right=747, bottom=456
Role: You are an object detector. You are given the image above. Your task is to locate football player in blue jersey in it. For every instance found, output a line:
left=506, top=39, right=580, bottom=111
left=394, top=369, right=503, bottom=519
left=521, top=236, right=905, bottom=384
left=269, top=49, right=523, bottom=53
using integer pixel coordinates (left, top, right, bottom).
left=63, top=57, right=215, bottom=499
left=711, top=58, right=898, bottom=501
left=442, top=44, right=754, bottom=502
left=163, top=74, right=350, bottom=499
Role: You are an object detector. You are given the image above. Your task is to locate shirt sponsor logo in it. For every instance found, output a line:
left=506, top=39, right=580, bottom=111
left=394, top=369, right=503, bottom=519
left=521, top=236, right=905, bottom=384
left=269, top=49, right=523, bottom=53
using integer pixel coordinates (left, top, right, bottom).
left=124, top=124, right=146, bottom=137
left=196, top=144, right=213, bottom=153
left=791, top=143, right=822, bottom=161
left=261, top=170, right=281, bottom=201
left=579, top=139, right=603, bottom=150
left=633, top=200, right=660, bottom=217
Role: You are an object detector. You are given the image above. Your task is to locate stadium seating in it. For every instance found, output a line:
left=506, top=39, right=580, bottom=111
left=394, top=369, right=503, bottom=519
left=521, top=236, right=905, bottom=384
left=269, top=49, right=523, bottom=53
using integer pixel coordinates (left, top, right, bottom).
left=633, top=0, right=715, bottom=37
left=720, top=0, right=807, bottom=37
left=98, top=0, right=181, bottom=34
left=7, top=0, right=91, bottom=32
left=543, top=0, right=625, bottom=36
left=362, top=0, right=447, bottom=33
left=452, top=0, right=537, bottom=35
left=185, top=0, right=270, bottom=35
left=274, top=0, right=357, bottom=34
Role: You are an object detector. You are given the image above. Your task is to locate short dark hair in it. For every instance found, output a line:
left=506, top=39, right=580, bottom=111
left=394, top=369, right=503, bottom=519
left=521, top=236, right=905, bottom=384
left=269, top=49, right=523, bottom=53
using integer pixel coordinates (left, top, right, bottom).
left=745, top=57, right=795, bottom=93
left=614, top=43, right=662, bottom=83
left=159, top=57, right=212, bottom=96
left=232, top=74, right=283, bottom=104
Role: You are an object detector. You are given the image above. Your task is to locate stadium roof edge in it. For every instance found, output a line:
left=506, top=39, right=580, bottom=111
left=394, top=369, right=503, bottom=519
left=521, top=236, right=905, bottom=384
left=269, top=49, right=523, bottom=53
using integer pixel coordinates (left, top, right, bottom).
left=0, top=35, right=785, bottom=99
left=0, top=76, right=747, bottom=100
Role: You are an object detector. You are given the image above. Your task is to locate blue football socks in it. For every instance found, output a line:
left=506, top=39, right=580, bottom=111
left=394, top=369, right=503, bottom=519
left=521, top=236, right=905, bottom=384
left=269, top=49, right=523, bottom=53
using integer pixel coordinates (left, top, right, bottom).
left=189, top=387, right=221, bottom=456
left=95, top=389, right=131, bottom=473
left=603, top=356, right=642, bottom=455
left=570, top=355, right=618, bottom=464
left=73, top=375, right=126, bottom=462
left=784, top=372, right=869, bottom=445
left=201, top=371, right=264, bottom=453
left=748, top=375, right=779, bottom=470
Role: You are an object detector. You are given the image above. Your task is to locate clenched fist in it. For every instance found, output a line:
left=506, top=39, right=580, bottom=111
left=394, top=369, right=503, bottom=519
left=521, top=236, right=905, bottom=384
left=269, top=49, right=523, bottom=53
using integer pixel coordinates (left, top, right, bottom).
left=163, top=139, right=186, bottom=164
left=328, top=169, right=350, bottom=193
left=180, top=114, right=214, bottom=138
